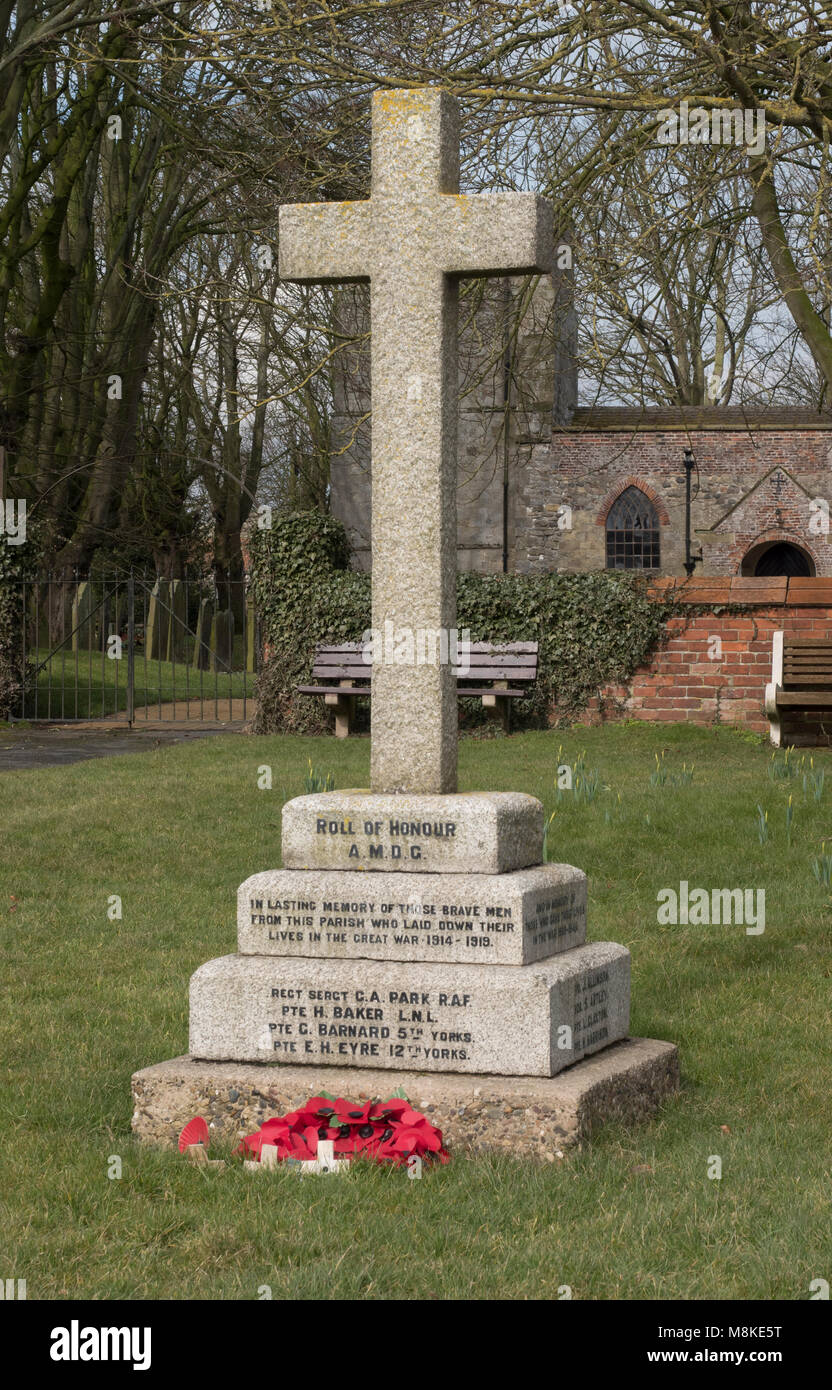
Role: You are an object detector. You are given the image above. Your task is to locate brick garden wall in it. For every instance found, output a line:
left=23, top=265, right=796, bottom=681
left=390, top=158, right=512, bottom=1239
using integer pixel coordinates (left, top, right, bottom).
left=582, top=577, right=832, bottom=733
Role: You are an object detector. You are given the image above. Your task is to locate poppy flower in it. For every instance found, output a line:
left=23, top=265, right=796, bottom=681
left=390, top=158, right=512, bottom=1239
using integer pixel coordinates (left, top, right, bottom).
left=238, top=1123, right=287, bottom=1158
left=373, top=1098, right=411, bottom=1122
left=331, top=1119, right=384, bottom=1157
left=351, top=1122, right=388, bottom=1156
left=377, top=1117, right=448, bottom=1165
left=296, top=1097, right=337, bottom=1127
left=178, top=1116, right=210, bottom=1153
left=331, top=1097, right=374, bottom=1127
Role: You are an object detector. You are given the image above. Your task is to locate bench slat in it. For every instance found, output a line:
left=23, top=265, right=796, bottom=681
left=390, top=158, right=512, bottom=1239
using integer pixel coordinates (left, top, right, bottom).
left=297, top=684, right=370, bottom=695
left=456, top=687, right=527, bottom=697
left=310, top=672, right=369, bottom=681
left=311, top=665, right=538, bottom=679
left=457, top=667, right=537, bottom=679
left=312, top=658, right=538, bottom=672
left=456, top=652, right=538, bottom=664
left=311, top=666, right=371, bottom=677
left=314, top=656, right=371, bottom=666
left=314, top=641, right=538, bottom=653
left=312, top=657, right=538, bottom=669
left=298, top=683, right=530, bottom=697
left=470, top=642, right=538, bottom=653
left=309, top=669, right=538, bottom=683
left=775, top=691, right=832, bottom=707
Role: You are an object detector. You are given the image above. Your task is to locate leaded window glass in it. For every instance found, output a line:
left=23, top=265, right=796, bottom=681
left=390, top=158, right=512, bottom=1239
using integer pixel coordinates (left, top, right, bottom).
left=605, top=486, right=660, bottom=570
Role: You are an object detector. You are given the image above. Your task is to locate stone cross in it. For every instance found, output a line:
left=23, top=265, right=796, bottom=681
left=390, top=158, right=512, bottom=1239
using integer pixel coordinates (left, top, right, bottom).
left=279, top=88, right=554, bottom=794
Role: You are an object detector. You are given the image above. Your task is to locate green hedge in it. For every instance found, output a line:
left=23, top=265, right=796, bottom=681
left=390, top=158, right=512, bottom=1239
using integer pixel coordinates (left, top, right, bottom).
left=249, top=512, right=675, bottom=734
left=0, top=534, right=38, bottom=721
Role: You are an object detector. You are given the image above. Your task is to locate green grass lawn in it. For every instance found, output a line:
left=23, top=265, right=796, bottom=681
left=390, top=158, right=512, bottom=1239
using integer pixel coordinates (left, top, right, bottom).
left=21, top=646, right=252, bottom=719
left=1, top=723, right=830, bottom=1300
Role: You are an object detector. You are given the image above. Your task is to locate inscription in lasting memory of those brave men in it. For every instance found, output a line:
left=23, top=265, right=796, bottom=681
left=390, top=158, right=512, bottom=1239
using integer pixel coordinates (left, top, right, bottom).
left=237, top=865, right=587, bottom=965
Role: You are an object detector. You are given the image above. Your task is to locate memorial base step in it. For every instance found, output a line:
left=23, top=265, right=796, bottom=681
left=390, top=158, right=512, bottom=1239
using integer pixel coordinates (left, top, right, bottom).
left=131, top=1039, right=680, bottom=1158
left=189, top=943, right=630, bottom=1077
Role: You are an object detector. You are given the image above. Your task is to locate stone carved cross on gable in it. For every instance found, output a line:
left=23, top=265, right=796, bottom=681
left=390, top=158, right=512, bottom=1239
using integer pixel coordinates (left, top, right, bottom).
left=279, top=88, right=554, bottom=795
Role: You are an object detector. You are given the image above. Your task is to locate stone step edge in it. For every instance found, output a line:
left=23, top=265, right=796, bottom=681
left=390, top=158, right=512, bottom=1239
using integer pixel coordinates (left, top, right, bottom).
left=200, top=942, right=620, bottom=978
left=131, top=1038, right=680, bottom=1157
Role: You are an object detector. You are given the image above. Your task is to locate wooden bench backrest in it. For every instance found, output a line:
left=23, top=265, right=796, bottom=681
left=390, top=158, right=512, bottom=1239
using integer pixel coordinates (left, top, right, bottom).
left=782, top=637, right=832, bottom=688
left=456, top=643, right=538, bottom=683
left=310, top=644, right=371, bottom=682
left=310, top=641, right=539, bottom=683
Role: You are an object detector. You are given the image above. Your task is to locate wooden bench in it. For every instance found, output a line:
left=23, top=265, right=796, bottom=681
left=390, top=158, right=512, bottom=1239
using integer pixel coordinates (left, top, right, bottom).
left=298, top=641, right=539, bottom=737
left=765, top=632, right=832, bottom=746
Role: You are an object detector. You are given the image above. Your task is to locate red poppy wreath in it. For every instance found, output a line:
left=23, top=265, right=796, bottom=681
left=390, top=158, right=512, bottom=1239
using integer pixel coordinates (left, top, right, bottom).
left=236, top=1093, right=450, bottom=1166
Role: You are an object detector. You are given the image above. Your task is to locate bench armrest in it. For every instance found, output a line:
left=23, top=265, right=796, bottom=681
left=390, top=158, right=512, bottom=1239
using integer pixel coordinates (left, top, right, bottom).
left=764, top=682, right=781, bottom=718
left=764, top=681, right=782, bottom=746
left=771, top=630, right=784, bottom=685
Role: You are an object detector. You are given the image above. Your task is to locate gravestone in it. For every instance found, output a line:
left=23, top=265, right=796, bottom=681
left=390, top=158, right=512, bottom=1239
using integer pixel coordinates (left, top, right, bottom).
left=145, top=579, right=170, bottom=660
left=71, top=581, right=95, bottom=653
left=193, top=597, right=213, bottom=670
left=166, top=579, right=187, bottom=662
left=133, top=90, right=678, bottom=1155
left=55, top=578, right=75, bottom=646
left=210, top=609, right=234, bottom=672
left=245, top=593, right=257, bottom=673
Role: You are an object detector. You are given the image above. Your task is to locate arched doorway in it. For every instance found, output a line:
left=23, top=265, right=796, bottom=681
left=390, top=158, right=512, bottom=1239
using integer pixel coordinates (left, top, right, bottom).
left=741, top=540, right=815, bottom=577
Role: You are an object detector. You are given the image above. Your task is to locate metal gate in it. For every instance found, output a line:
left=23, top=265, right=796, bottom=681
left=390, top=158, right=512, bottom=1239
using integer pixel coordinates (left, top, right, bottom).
left=11, top=570, right=259, bottom=724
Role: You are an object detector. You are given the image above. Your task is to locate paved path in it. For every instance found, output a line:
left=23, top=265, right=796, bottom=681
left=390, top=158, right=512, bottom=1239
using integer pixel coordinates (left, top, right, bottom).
left=103, top=697, right=257, bottom=723
left=0, top=724, right=245, bottom=772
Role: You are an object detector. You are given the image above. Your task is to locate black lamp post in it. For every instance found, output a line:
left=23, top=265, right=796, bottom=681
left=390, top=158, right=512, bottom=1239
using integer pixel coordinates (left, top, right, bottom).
left=683, top=447, right=703, bottom=577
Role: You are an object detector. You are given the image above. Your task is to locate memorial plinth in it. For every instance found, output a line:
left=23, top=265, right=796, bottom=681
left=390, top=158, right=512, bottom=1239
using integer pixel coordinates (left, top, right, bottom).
left=133, top=774, right=677, bottom=1152
left=237, top=861, right=587, bottom=964
left=280, top=790, right=543, bottom=873
left=189, top=943, right=631, bottom=1075
left=132, top=1040, right=681, bottom=1157
left=132, top=88, right=678, bottom=1158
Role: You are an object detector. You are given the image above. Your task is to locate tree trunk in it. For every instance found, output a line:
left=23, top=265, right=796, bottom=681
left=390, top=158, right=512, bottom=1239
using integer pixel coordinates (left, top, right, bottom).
left=749, top=154, right=832, bottom=396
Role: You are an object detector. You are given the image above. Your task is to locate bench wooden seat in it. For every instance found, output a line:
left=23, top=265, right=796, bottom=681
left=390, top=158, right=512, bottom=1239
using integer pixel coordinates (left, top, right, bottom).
left=298, top=640, right=539, bottom=736
left=765, top=633, right=832, bottom=745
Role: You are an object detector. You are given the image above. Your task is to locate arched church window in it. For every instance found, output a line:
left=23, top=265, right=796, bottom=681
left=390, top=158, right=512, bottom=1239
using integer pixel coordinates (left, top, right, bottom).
left=605, top=486, right=661, bottom=570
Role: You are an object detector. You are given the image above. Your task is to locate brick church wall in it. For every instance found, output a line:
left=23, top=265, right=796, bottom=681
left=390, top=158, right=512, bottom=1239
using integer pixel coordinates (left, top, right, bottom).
left=575, top=577, right=832, bottom=735
left=514, top=412, right=832, bottom=577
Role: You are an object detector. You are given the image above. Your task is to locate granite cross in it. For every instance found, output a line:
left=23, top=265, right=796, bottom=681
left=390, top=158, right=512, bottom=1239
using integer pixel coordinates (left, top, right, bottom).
left=279, top=88, right=554, bottom=795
